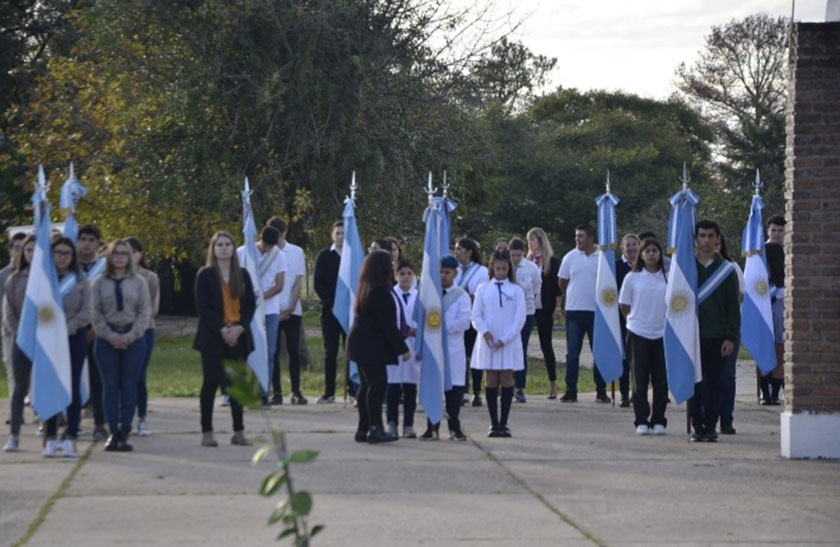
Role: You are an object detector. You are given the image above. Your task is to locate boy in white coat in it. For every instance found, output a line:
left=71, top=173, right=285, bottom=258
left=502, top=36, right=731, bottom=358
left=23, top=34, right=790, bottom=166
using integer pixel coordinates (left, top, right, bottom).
left=470, top=249, right=526, bottom=437
left=386, top=260, right=419, bottom=438
left=420, top=255, right=472, bottom=440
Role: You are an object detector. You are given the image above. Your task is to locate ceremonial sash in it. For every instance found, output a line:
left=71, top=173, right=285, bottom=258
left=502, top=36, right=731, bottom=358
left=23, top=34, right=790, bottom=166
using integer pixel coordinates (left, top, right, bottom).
left=258, top=246, right=280, bottom=279
left=770, top=285, right=783, bottom=301
left=696, top=260, right=736, bottom=305
left=442, top=286, right=466, bottom=313
left=392, top=287, right=409, bottom=338
left=59, top=273, right=80, bottom=299
left=83, top=257, right=105, bottom=281
left=458, top=263, right=480, bottom=294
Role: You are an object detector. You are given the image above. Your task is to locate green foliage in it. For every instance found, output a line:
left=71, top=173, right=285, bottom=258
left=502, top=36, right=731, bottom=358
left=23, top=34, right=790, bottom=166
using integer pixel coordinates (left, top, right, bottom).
left=224, top=360, right=263, bottom=410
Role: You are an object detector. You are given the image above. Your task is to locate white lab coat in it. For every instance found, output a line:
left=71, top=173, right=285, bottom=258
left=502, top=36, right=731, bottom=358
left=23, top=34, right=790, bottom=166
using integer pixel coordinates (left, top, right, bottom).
left=444, top=288, right=472, bottom=386
left=387, top=286, right=419, bottom=384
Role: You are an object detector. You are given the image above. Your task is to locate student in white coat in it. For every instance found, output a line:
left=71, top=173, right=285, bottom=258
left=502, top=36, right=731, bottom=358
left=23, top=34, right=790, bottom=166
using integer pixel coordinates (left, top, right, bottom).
left=454, top=238, right=489, bottom=407
left=386, top=260, right=419, bottom=438
left=470, top=249, right=526, bottom=437
left=420, top=255, right=472, bottom=441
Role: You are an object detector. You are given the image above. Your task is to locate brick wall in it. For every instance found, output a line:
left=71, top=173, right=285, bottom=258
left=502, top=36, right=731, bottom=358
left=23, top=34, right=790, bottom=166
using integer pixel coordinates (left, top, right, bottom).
left=784, top=22, right=840, bottom=413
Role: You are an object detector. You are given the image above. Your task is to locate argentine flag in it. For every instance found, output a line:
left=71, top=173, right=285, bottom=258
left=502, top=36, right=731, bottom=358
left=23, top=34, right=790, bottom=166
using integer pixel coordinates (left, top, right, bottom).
left=16, top=194, right=72, bottom=421
left=592, top=190, right=624, bottom=384
left=240, top=177, right=269, bottom=392
left=663, top=187, right=702, bottom=404
left=415, top=204, right=448, bottom=424
left=740, top=183, right=776, bottom=375
left=333, top=192, right=364, bottom=386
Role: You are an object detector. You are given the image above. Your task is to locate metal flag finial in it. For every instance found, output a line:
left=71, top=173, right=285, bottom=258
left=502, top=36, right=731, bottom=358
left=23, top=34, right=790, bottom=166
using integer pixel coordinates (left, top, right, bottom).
left=605, top=169, right=611, bottom=194
left=753, top=168, right=763, bottom=196
left=68, top=161, right=75, bottom=181
left=442, top=170, right=450, bottom=199
left=425, top=171, right=436, bottom=205
left=37, top=164, right=47, bottom=191
left=350, top=171, right=358, bottom=202
left=680, top=162, right=690, bottom=191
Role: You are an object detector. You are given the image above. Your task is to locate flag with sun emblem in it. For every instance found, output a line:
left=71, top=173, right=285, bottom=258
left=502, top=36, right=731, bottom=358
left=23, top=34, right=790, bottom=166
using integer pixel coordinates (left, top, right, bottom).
left=415, top=202, right=448, bottom=424
left=740, top=174, right=776, bottom=374
left=592, top=188, right=624, bottom=384
left=663, top=183, right=702, bottom=404
left=16, top=177, right=72, bottom=422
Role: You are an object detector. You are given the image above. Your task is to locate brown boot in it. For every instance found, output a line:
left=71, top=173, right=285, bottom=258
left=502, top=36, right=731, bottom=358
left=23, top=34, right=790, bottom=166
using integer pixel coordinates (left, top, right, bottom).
left=231, top=431, right=251, bottom=446
left=201, top=432, right=218, bottom=447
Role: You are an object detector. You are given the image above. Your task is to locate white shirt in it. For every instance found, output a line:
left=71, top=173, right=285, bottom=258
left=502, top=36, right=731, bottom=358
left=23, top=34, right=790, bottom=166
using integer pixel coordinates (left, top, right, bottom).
left=443, top=288, right=472, bottom=386
left=277, top=241, right=306, bottom=316
left=470, top=279, right=526, bottom=371
left=619, top=268, right=668, bottom=340
left=454, top=261, right=488, bottom=297
left=236, top=245, right=288, bottom=315
left=514, top=258, right=542, bottom=315
left=558, top=248, right=600, bottom=312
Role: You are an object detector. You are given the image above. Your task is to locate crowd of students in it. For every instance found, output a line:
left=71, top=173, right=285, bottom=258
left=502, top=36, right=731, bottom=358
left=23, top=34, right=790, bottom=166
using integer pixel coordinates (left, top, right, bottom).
left=1, top=212, right=786, bottom=452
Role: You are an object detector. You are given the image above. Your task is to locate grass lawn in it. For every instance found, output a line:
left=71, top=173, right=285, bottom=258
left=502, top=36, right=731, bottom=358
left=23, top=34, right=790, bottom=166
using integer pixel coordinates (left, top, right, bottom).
left=0, top=333, right=596, bottom=398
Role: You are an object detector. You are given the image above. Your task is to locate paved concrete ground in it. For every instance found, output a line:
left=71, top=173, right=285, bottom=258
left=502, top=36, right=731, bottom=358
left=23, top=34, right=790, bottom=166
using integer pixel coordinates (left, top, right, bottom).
left=2, top=360, right=840, bottom=547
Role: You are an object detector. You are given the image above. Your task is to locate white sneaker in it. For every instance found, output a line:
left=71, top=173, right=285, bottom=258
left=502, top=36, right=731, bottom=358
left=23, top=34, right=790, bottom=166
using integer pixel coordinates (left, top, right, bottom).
left=137, top=422, right=150, bottom=436
left=635, top=425, right=649, bottom=435
left=62, top=439, right=78, bottom=457
left=42, top=439, right=59, bottom=458
left=36, top=425, right=44, bottom=437
left=403, top=426, right=416, bottom=439
left=386, top=422, right=398, bottom=437
left=219, top=395, right=230, bottom=407
left=652, top=424, right=666, bottom=435
left=3, top=436, right=19, bottom=452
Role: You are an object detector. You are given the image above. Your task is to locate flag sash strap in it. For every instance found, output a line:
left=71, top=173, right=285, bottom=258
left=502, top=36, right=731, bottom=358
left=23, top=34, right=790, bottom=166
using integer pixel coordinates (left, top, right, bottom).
left=257, top=245, right=280, bottom=279
left=458, top=263, right=480, bottom=292
left=696, top=261, right=736, bottom=305
left=770, top=285, right=783, bottom=300
left=84, top=257, right=105, bottom=280
left=58, top=273, right=79, bottom=299
left=442, top=286, right=466, bottom=312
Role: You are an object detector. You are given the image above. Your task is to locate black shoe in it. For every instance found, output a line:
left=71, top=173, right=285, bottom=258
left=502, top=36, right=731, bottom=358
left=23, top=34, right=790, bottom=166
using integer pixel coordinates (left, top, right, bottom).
left=93, top=425, right=108, bottom=442
left=420, top=427, right=440, bottom=441
left=769, top=398, right=781, bottom=406
left=104, top=434, right=120, bottom=451
left=448, top=429, right=467, bottom=441
left=760, top=398, right=770, bottom=406
left=720, top=424, right=736, bottom=435
left=595, top=393, right=611, bottom=403
left=559, top=391, right=577, bottom=402
left=117, top=431, right=133, bottom=452
left=487, top=426, right=500, bottom=438
left=498, top=426, right=512, bottom=438
left=705, top=430, right=719, bottom=443
left=354, top=429, right=368, bottom=443
left=514, top=389, right=527, bottom=403
left=367, top=426, right=398, bottom=444
left=270, top=393, right=283, bottom=405
left=619, top=397, right=630, bottom=408
left=471, top=395, right=483, bottom=407
left=261, top=396, right=271, bottom=409
left=690, top=427, right=706, bottom=442
left=290, top=393, right=308, bottom=405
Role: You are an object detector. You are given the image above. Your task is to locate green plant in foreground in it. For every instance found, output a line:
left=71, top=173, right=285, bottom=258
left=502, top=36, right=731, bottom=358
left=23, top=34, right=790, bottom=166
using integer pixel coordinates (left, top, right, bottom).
left=226, top=361, right=325, bottom=545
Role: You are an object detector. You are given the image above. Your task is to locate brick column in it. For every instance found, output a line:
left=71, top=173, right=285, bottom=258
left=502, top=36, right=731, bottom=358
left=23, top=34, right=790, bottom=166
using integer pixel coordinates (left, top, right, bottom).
left=781, top=21, right=840, bottom=459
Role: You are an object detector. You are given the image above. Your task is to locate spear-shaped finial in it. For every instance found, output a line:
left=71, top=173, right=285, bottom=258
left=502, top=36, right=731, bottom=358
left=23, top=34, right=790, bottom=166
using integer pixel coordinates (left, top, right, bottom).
left=680, top=162, right=690, bottom=191
left=350, top=170, right=358, bottom=202
left=753, top=168, right=763, bottom=196
left=37, top=164, right=47, bottom=190
left=244, top=176, right=251, bottom=194
left=425, top=171, right=436, bottom=205
left=441, top=170, right=450, bottom=199
left=68, top=161, right=75, bottom=182
left=605, top=169, right=611, bottom=194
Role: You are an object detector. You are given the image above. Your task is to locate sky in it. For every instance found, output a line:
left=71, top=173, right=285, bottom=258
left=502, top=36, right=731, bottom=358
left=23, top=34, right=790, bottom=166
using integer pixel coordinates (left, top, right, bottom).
left=505, top=0, right=829, bottom=99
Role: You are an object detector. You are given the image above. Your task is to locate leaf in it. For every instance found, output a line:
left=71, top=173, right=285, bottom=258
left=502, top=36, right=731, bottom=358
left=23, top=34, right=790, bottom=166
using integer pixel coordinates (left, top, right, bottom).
left=282, top=514, right=297, bottom=524
left=277, top=527, right=296, bottom=540
left=251, top=446, right=270, bottom=465
left=224, top=361, right=262, bottom=410
left=267, top=501, right=288, bottom=524
left=295, top=536, right=309, bottom=547
left=259, top=471, right=287, bottom=496
left=291, top=491, right=313, bottom=516
left=289, top=450, right=319, bottom=464
left=310, top=524, right=325, bottom=537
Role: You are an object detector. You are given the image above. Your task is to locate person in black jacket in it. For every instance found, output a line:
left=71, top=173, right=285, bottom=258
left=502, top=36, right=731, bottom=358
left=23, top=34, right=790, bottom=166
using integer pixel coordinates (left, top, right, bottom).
left=526, top=228, right=562, bottom=399
left=313, top=221, right=345, bottom=403
left=347, top=250, right=409, bottom=444
left=193, top=231, right=256, bottom=448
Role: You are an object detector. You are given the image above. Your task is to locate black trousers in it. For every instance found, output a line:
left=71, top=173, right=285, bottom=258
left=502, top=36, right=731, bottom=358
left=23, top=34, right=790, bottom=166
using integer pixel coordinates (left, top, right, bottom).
left=10, top=344, right=32, bottom=436
left=357, top=361, right=387, bottom=430
left=200, top=351, right=244, bottom=433
left=618, top=321, right=630, bottom=398
left=321, top=311, right=345, bottom=398
left=87, top=330, right=106, bottom=427
left=386, top=383, right=417, bottom=427
left=628, top=332, right=668, bottom=428
left=273, top=314, right=302, bottom=395
left=690, top=338, right=725, bottom=432
left=463, top=327, right=482, bottom=395
left=535, top=308, right=557, bottom=382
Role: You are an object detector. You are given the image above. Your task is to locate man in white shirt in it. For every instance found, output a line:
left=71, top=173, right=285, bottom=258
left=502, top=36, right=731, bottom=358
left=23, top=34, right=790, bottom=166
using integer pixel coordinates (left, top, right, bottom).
left=509, top=238, right=541, bottom=403
left=267, top=217, right=308, bottom=405
left=237, top=226, right=287, bottom=406
left=555, top=224, right=609, bottom=403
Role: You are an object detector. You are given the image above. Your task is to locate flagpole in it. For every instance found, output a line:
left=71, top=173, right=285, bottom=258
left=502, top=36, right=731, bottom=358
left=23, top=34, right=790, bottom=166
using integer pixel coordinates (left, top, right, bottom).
left=606, top=171, right=617, bottom=408
left=680, top=163, right=691, bottom=443
left=343, top=171, right=358, bottom=409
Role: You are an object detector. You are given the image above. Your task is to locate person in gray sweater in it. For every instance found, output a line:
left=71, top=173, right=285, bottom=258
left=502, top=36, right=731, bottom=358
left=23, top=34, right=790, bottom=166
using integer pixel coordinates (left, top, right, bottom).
left=1, top=232, right=27, bottom=398
left=93, top=239, right=151, bottom=452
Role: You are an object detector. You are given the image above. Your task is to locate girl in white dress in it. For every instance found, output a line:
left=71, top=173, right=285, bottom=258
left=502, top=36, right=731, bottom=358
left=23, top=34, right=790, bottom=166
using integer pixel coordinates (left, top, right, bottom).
left=470, top=250, right=526, bottom=437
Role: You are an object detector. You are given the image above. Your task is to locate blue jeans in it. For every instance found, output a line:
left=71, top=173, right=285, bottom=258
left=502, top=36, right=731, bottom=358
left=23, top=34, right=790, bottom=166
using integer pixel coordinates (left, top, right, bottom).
left=135, top=328, right=155, bottom=419
left=514, top=315, right=536, bottom=389
left=718, top=339, right=740, bottom=428
left=564, top=310, right=606, bottom=393
left=95, top=336, right=147, bottom=435
left=264, top=314, right=279, bottom=397
left=61, top=330, right=89, bottom=438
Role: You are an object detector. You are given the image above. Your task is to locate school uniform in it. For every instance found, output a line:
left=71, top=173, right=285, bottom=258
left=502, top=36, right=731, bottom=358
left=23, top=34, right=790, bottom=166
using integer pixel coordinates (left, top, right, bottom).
left=274, top=241, right=305, bottom=399
left=454, top=261, right=489, bottom=398
left=135, top=266, right=160, bottom=425
left=470, top=279, right=526, bottom=371
left=513, top=258, right=542, bottom=392
left=386, top=286, right=418, bottom=431
left=439, top=286, right=471, bottom=433
left=80, top=257, right=107, bottom=433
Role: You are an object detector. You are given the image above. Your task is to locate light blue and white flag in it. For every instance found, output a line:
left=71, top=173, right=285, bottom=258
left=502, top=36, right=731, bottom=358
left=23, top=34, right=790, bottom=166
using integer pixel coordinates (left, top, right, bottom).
left=240, top=177, right=269, bottom=392
left=16, top=190, right=72, bottom=421
left=433, top=196, right=456, bottom=258
left=333, top=182, right=365, bottom=386
left=740, top=175, right=776, bottom=375
left=59, top=162, right=87, bottom=242
left=415, top=204, right=448, bottom=424
left=592, top=189, right=624, bottom=384
left=663, top=186, right=702, bottom=404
